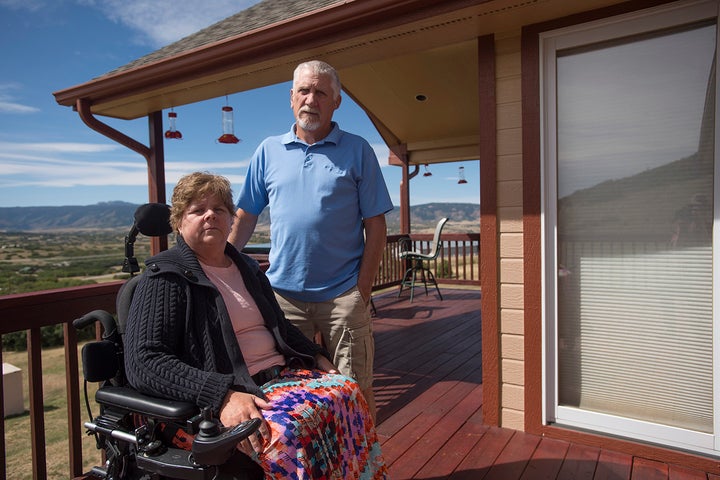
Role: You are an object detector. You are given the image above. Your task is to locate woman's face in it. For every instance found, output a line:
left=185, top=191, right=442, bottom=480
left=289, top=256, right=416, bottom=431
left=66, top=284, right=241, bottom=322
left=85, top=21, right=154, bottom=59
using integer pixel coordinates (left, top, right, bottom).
left=178, top=193, right=233, bottom=255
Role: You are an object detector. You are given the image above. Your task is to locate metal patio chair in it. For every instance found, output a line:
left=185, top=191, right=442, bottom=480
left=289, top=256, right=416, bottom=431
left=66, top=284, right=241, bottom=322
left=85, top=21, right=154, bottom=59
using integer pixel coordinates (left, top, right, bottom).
left=397, top=217, right=449, bottom=302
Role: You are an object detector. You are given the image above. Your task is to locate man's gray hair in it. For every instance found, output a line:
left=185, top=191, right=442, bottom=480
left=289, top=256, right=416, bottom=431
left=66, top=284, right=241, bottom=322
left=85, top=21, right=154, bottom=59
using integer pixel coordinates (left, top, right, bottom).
left=293, top=60, right=341, bottom=100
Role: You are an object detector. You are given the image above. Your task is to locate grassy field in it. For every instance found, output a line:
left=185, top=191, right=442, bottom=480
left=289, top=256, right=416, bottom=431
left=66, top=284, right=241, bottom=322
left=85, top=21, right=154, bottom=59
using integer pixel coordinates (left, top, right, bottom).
left=4, top=345, right=101, bottom=479
left=0, top=230, right=140, bottom=296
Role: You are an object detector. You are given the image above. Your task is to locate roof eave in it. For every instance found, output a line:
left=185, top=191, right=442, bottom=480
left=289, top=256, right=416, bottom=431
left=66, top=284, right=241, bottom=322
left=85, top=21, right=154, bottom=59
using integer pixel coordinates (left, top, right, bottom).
left=52, top=0, right=487, bottom=119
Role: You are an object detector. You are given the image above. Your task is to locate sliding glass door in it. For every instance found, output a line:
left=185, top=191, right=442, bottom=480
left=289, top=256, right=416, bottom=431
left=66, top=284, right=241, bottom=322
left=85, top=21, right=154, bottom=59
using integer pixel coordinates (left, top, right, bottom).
left=542, top=0, right=719, bottom=454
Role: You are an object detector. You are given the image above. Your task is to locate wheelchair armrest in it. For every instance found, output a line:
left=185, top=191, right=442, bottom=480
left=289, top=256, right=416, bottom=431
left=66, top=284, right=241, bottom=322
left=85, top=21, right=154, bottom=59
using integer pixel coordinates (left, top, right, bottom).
left=96, top=385, right=198, bottom=421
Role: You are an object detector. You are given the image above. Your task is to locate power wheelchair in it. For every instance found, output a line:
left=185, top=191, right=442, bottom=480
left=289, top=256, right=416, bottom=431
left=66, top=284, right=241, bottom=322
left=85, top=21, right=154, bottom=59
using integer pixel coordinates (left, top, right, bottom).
left=74, top=203, right=264, bottom=480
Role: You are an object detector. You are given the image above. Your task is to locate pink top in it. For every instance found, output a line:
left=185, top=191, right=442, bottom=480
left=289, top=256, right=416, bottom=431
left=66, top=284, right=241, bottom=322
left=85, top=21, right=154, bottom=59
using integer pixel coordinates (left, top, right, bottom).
left=200, top=261, right=284, bottom=376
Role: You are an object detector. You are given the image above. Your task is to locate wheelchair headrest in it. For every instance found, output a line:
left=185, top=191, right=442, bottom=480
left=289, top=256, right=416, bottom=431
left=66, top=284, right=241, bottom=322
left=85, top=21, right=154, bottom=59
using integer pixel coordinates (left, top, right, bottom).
left=123, top=203, right=171, bottom=275
left=134, top=203, right=172, bottom=237
left=120, top=203, right=171, bottom=315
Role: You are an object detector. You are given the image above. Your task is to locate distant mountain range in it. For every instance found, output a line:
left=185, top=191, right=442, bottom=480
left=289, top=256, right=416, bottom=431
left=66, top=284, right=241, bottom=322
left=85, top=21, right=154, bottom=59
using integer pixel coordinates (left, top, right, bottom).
left=0, top=201, right=139, bottom=231
left=0, top=201, right=480, bottom=233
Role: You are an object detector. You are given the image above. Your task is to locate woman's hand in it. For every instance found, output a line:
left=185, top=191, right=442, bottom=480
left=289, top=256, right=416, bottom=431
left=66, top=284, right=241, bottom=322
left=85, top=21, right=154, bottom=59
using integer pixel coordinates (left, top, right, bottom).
left=219, top=390, right=271, bottom=455
left=315, top=354, right=339, bottom=374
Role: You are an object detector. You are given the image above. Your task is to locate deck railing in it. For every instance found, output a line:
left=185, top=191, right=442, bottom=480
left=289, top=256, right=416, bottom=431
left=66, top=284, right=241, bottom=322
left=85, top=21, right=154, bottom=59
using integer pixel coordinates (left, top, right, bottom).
left=374, top=233, right=481, bottom=290
left=0, top=232, right=480, bottom=479
left=0, top=282, right=121, bottom=480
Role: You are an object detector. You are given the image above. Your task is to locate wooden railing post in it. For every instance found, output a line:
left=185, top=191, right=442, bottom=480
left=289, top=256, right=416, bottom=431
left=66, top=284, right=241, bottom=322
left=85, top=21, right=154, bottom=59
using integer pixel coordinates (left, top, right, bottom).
left=0, top=348, right=5, bottom=479
left=64, top=323, right=83, bottom=477
left=28, top=327, right=47, bottom=480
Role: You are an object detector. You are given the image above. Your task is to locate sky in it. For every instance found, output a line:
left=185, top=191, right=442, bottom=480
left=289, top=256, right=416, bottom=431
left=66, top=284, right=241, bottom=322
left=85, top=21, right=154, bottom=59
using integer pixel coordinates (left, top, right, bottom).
left=0, top=0, right=480, bottom=208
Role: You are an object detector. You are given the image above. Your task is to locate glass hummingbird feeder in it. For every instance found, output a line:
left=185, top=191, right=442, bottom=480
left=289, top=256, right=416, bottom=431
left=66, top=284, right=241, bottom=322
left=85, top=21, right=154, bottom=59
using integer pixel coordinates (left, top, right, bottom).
left=217, top=98, right=240, bottom=144
left=458, top=165, right=468, bottom=184
left=164, top=109, right=182, bottom=139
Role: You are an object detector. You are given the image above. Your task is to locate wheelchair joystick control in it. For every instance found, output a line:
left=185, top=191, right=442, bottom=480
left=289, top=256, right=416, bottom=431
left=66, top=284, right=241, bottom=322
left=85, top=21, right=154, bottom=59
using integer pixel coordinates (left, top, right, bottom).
left=197, top=407, right=221, bottom=438
left=191, top=407, right=262, bottom=466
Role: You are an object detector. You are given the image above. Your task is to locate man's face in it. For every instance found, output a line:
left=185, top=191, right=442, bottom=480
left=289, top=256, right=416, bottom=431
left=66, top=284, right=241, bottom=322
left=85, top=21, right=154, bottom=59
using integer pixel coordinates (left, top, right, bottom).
left=290, top=68, right=340, bottom=134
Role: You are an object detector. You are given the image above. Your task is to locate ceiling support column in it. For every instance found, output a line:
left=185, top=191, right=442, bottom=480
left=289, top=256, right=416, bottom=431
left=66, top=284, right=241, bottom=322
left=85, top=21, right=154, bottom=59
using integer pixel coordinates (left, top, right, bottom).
left=389, top=146, right=415, bottom=234
left=478, top=33, right=500, bottom=427
left=147, top=111, right=169, bottom=254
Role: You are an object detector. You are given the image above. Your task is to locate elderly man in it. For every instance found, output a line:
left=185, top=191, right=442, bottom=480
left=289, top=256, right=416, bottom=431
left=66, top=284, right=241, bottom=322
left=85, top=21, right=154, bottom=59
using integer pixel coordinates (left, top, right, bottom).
left=230, top=60, right=393, bottom=418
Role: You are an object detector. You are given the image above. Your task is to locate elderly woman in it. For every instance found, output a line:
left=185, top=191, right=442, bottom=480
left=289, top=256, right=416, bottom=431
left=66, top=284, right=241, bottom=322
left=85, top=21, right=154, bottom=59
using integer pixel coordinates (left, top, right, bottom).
left=124, top=171, right=388, bottom=479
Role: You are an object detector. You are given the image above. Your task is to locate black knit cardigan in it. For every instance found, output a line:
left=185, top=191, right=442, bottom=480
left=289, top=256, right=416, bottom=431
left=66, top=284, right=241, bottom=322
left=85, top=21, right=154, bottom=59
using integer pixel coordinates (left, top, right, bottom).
left=123, top=236, right=326, bottom=415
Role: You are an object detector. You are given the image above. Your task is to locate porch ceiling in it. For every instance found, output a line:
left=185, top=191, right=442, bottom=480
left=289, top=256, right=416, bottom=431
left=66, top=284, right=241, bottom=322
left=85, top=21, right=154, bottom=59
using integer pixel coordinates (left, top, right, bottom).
left=53, top=0, right=625, bottom=165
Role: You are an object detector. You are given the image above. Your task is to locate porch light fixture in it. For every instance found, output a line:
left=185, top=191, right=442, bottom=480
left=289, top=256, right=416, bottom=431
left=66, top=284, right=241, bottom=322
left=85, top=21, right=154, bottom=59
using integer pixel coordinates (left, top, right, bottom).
left=423, top=164, right=432, bottom=177
left=457, top=165, right=467, bottom=184
left=164, top=108, right=182, bottom=139
left=217, top=96, right=240, bottom=144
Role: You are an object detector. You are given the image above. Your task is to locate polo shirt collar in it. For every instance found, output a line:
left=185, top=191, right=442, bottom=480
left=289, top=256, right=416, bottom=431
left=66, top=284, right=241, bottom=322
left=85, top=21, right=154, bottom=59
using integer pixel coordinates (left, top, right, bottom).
left=282, top=122, right=341, bottom=146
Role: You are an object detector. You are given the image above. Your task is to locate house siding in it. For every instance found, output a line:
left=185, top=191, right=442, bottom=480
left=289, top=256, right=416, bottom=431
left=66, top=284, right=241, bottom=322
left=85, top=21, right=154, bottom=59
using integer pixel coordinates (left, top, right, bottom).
left=495, top=31, right=525, bottom=431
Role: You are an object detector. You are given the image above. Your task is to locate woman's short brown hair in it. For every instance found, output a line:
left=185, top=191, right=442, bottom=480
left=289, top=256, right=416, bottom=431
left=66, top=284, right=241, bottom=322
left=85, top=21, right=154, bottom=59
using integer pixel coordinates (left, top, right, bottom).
left=170, top=172, right=236, bottom=232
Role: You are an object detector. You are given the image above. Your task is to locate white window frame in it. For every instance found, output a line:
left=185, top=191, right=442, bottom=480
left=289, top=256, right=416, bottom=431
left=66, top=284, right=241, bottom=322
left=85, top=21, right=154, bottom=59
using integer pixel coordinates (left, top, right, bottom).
left=540, top=0, right=720, bottom=454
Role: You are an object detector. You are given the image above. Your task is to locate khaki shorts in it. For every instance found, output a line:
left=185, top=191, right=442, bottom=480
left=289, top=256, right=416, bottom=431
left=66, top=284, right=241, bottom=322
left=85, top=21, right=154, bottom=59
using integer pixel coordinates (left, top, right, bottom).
left=275, top=286, right=374, bottom=391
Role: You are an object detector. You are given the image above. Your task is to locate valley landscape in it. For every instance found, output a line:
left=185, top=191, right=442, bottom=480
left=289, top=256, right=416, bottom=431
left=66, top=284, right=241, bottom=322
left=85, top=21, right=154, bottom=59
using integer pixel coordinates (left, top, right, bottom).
left=0, top=202, right=479, bottom=296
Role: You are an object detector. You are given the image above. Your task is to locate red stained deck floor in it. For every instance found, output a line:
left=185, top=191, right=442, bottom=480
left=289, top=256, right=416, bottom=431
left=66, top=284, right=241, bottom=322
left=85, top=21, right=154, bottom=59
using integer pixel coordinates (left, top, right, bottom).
left=370, top=288, right=719, bottom=480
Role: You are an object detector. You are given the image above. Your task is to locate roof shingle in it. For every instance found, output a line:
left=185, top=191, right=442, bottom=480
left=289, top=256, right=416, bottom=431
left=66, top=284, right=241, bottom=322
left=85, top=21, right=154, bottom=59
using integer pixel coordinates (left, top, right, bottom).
left=104, top=0, right=343, bottom=77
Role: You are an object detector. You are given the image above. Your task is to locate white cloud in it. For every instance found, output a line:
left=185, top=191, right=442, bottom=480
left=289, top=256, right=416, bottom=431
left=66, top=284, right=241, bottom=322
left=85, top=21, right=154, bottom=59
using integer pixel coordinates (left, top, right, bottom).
left=0, top=141, right=119, bottom=153
left=82, top=0, right=263, bottom=48
left=0, top=141, right=251, bottom=189
left=0, top=157, right=147, bottom=187
left=0, top=83, right=40, bottom=114
left=0, top=102, right=40, bottom=114
left=164, top=170, right=246, bottom=187
left=0, top=139, right=147, bottom=187
left=0, top=0, right=44, bottom=11
left=371, top=142, right=390, bottom=167
left=166, top=159, right=251, bottom=171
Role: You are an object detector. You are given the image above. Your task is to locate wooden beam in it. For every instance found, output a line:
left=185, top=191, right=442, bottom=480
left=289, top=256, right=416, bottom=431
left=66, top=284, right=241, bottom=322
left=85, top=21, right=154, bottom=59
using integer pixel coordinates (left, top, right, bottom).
left=147, top=111, right=169, bottom=254
left=478, top=33, right=499, bottom=427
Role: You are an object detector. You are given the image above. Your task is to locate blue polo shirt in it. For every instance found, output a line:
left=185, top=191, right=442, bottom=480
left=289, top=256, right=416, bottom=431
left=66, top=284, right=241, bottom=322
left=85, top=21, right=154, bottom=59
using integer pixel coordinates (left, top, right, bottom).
left=237, top=123, right=393, bottom=302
